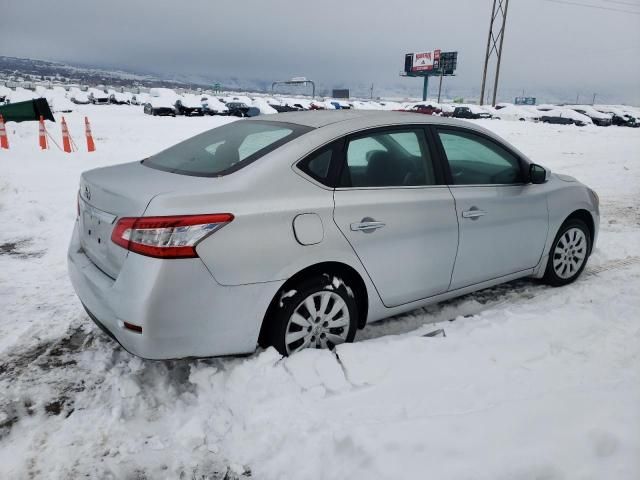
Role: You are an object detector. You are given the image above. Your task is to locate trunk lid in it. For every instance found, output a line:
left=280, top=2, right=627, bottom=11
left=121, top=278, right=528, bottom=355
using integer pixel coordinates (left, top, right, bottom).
left=78, top=161, right=214, bottom=278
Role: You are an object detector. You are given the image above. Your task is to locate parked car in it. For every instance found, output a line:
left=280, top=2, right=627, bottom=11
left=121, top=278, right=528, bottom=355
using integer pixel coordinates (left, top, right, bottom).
left=538, top=108, right=591, bottom=127
left=201, top=96, right=229, bottom=116
left=401, top=104, right=442, bottom=115
left=174, top=96, right=205, bottom=116
left=225, top=102, right=260, bottom=117
left=143, top=98, right=175, bottom=116
left=453, top=106, right=492, bottom=119
left=270, top=103, right=302, bottom=113
left=566, top=106, right=611, bottom=127
left=130, top=94, right=145, bottom=106
left=70, top=92, right=91, bottom=105
left=69, top=111, right=599, bottom=359
left=251, top=98, right=279, bottom=115
left=88, top=89, right=110, bottom=105
left=439, top=104, right=456, bottom=117
left=491, top=104, right=540, bottom=122
left=109, top=92, right=132, bottom=105
left=595, top=106, right=638, bottom=127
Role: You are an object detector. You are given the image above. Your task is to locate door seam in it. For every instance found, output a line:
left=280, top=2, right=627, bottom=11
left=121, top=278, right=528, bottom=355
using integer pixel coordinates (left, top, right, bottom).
left=446, top=185, right=461, bottom=291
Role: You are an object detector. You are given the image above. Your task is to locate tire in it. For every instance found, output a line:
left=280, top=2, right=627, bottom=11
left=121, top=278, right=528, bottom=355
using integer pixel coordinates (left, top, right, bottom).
left=267, top=274, right=358, bottom=356
left=543, top=219, right=591, bottom=286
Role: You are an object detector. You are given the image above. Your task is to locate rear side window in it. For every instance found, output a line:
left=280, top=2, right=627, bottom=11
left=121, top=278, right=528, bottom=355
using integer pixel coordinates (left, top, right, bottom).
left=144, top=120, right=311, bottom=177
left=340, top=129, right=436, bottom=188
left=297, top=148, right=334, bottom=186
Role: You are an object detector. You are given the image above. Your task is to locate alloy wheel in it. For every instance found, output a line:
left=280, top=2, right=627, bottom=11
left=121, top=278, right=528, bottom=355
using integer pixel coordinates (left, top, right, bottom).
left=552, top=227, right=587, bottom=279
left=284, top=291, right=350, bottom=354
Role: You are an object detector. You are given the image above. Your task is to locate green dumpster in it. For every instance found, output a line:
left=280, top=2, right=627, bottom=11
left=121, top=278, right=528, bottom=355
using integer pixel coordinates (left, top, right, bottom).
left=0, top=98, right=55, bottom=123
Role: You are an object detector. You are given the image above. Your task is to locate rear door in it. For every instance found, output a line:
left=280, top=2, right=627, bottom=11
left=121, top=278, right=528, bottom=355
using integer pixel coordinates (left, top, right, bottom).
left=332, top=126, right=459, bottom=307
left=433, top=127, right=549, bottom=289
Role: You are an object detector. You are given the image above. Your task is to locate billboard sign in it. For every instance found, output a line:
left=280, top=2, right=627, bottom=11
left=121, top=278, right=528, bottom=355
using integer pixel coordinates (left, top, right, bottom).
left=515, top=96, right=536, bottom=105
left=332, top=89, right=350, bottom=99
left=412, top=50, right=441, bottom=72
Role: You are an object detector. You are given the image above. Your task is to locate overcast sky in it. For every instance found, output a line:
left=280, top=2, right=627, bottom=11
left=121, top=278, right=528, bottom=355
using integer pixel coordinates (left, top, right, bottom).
left=1, top=0, right=639, bottom=103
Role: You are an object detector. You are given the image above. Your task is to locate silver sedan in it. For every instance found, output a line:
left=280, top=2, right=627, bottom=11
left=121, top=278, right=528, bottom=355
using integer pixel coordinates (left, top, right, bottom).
left=68, top=111, right=599, bottom=358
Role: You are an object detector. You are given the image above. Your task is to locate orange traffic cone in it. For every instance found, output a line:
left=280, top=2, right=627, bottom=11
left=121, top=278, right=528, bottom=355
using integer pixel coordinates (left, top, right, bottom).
left=61, top=117, right=72, bottom=153
left=0, top=115, right=8, bottom=150
left=39, top=116, right=48, bottom=150
left=85, top=117, right=95, bottom=152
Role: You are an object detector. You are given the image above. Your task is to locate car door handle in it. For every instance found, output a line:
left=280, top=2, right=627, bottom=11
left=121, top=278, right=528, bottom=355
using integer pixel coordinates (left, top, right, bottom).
left=350, top=220, right=386, bottom=232
left=462, top=209, right=487, bottom=219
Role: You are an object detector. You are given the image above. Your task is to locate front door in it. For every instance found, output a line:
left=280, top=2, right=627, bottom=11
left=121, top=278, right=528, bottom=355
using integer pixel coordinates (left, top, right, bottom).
left=434, top=127, right=549, bottom=290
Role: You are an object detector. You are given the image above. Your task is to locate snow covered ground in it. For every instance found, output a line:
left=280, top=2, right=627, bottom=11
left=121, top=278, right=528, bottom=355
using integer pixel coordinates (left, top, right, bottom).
left=0, top=105, right=639, bottom=479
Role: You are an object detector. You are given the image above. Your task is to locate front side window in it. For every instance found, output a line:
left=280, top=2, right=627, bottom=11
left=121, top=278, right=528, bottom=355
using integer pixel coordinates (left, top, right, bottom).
left=340, top=129, right=436, bottom=188
left=144, top=121, right=311, bottom=177
left=437, top=129, right=524, bottom=185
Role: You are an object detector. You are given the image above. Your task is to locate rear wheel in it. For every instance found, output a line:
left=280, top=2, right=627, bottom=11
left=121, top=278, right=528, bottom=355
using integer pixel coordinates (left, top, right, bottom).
left=543, top=219, right=591, bottom=286
left=268, top=275, right=358, bottom=356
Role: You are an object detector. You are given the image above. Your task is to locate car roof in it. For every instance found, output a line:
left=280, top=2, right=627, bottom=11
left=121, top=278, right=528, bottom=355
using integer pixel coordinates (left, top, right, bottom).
left=253, top=110, right=467, bottom=129
left=246, top=110, right=533, bottom=166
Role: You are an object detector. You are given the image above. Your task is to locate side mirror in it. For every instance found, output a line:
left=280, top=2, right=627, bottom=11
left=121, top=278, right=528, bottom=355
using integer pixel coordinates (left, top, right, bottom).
left=529, top=163, right=547, bottom=184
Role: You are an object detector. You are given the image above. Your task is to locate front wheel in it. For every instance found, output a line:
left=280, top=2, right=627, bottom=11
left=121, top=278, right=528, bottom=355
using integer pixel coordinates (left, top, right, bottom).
left=543, top=219, right=591, bottom=286
left=268, top=275, right=358, bottom=356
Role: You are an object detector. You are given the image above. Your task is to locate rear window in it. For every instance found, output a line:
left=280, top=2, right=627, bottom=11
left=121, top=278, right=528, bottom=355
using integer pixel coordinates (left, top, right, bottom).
left=143, top=120, right=312, bottom=177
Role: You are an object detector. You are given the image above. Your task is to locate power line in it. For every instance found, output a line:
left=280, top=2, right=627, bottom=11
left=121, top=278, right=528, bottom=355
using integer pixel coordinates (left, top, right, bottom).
left=600, top=0, right=640, bottom=7
left=541, top=0, right=640, bottom=14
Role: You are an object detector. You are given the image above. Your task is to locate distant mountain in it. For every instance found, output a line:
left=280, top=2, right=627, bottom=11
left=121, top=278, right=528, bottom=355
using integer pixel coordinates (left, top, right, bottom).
left=0, top=56, right=631, bottom=105
left=0, top=56, right=220, bottom=92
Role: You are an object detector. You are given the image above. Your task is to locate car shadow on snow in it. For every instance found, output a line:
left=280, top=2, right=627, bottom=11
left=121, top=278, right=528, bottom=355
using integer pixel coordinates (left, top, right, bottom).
left=358, top=278, right=543, bottom=341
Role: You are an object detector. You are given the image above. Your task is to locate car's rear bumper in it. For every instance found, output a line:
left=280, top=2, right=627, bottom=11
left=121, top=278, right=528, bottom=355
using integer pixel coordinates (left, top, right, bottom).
left=67, top=223, right=283, bottom=359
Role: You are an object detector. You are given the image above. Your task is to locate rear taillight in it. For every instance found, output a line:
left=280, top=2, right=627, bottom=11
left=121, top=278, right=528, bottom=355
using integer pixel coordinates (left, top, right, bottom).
left=111, top=213, right=233, bottom=259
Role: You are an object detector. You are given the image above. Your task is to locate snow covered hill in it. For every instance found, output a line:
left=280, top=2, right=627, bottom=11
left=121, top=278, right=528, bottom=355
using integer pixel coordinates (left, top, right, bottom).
left=0, top=105, right=639, bottom=479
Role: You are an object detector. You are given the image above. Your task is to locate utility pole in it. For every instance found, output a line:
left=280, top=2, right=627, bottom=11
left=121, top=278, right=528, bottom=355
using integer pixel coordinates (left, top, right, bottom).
left=437, top=69, right=444, bottom=103
left=422, top=76, right=429, bottom=102
left=480, top=0, right=510, bottom=106
left=370, top=83, right=374, bottom=99
left=592, top=93, right=596, bottom=105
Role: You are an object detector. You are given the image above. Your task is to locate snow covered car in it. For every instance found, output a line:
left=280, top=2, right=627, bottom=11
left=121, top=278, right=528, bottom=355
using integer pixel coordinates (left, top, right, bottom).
left=70, top=92, right=91, bottom=105
left=201, top=96, right=229, bottom=116
left=174, top=96, right=205, bottom=116
left=566, top=106, right=611, bottom=127
left=270, top=103, right=303, bottom=113
left=491, top=105, right=540, bottom=122
left=595, top=106, right=638, bottom=128
left=453, top=106, right=492, bottom=119
left=538, top=108, right=591, bottom=127
left=225, top=102, right=259, bottom=117
left=88, top=89, right=110, bottom=105
left=109, top=92, right=132, bottom=105
left=68, top=111, right=599, bottom=359
left=143, top=98, right=176, bottom=117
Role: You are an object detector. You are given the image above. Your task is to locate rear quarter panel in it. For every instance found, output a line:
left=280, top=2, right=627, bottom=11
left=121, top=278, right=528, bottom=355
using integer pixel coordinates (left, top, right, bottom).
left=143, top=141, right=373, bottom=287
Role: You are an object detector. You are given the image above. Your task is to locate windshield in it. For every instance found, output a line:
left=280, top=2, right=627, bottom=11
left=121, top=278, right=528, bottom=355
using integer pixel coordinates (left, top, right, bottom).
left=143, top=120, right=312, bottom=177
